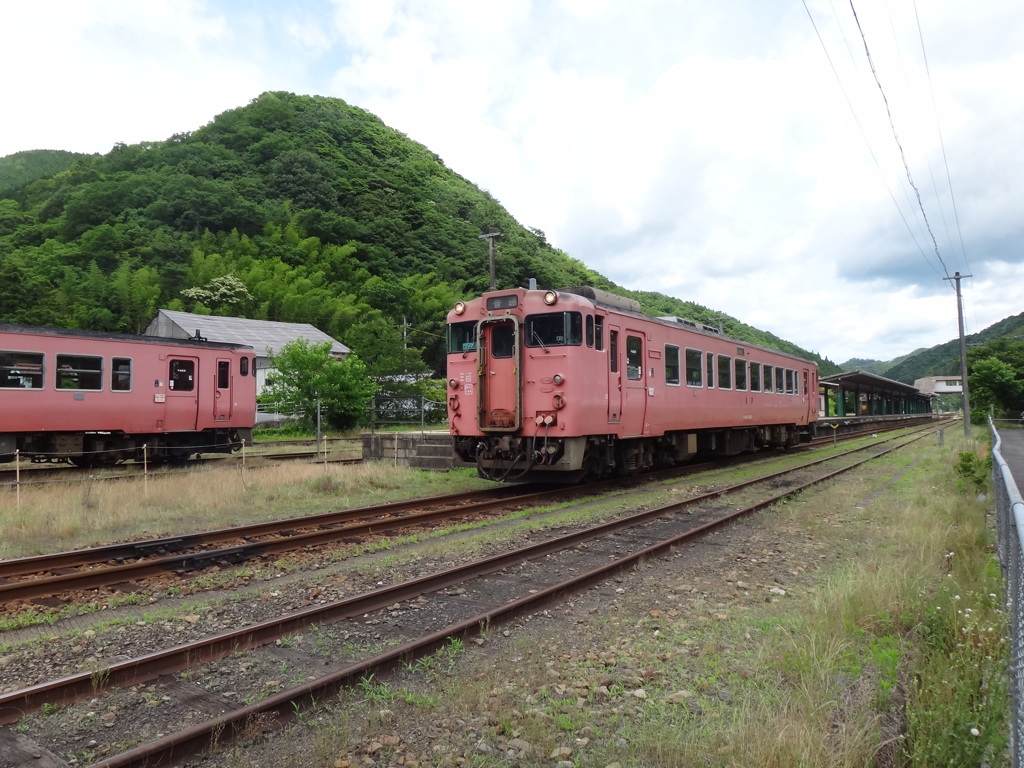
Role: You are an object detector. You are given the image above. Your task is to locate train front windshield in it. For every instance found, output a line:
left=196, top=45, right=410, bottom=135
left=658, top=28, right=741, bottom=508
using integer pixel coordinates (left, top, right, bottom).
left=448, top=321, right=477, bottom=353
left=524, top=312, right=583, bottom=347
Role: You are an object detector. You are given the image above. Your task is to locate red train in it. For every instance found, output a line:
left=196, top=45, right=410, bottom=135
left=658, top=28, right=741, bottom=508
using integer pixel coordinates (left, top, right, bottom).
left=446, top=286, right=818, bottom=481
left=0, top=323, right=257, bottom=466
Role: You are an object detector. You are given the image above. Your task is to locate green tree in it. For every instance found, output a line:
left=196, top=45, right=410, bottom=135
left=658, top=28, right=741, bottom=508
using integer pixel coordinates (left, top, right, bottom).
left=261, top=339, right=376, bottom=431
left=968, top=356, right=1023, bottom=421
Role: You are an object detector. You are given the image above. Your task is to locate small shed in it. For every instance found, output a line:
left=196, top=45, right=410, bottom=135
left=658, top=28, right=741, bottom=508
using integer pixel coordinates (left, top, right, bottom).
left=145, top=310, right=349, bottom=395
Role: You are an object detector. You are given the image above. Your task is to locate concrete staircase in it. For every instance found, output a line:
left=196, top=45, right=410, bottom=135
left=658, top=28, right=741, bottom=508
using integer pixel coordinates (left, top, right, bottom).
left=361, top=432, right=454, bottom=472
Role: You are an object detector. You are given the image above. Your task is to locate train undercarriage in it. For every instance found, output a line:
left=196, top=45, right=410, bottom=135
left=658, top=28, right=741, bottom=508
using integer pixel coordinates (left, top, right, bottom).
left=455, top=424, right=810, bottom=483
left=0, top=428, right=254, bottom=467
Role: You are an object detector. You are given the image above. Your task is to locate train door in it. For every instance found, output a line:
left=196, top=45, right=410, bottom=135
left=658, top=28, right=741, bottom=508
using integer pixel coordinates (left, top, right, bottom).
left=166, top=357, right=200, bottom=431
left=477, top=317, right=520, bottom=430
left=607, top=327, right=621, bottom=424
left=213, top=358, right=233, bottom=421
left=621, top=331, right=648, bottom=436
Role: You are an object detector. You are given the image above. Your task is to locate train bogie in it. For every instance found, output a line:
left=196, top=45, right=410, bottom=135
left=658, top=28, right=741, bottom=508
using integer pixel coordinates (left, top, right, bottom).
left=446, top=286, right=818, bottom=482
left=0, top=323, right=257, bottom=465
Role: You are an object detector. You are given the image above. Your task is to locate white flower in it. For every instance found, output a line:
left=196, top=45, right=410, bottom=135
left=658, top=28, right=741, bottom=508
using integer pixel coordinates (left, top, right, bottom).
left=970, top=727, right=980, bottom=737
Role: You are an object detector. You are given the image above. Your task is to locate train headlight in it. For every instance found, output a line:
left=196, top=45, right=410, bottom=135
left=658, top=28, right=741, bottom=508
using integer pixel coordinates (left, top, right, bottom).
left=552, top=374, right=564, bottom=385
left=542, top=290, right=558, bottom=305
left=454, top=302, right=466, bottom=315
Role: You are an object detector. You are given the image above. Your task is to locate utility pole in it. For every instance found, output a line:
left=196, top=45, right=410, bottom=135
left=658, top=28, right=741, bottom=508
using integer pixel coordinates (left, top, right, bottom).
left=479, top=230, right=502, bottom=290
left=943, top=271, right=972, bottom=437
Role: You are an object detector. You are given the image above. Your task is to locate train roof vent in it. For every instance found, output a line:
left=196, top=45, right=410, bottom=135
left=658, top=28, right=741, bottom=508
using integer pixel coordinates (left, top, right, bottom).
left=558, top=286, right=642, bottom=313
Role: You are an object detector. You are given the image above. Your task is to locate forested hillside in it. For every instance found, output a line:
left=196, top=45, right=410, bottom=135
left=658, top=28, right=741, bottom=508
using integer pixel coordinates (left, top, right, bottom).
left=883, top=312, right=1024, bottom=384
left=0, top=149, right=90, bottom=197
left=0, top=91, right=839, bottom=379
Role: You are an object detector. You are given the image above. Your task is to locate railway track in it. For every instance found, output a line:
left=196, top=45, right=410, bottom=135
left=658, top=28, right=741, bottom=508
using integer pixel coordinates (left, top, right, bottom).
left=0, top=428, right=932, bottom=766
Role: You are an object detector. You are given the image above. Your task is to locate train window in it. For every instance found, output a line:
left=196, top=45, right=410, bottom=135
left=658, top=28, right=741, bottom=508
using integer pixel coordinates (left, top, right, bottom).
left=803, top=370, right=809, bottom=395
left=685, top=349, right=702, bottom=387
left=0, top=351, right=44, bottom=389
left=169, top=359, right=195, bottom=392
left=586, top=316, right=594, bottom=348
left=448, top=321, right=477, bottom=353
left=525, top=312, right=583, bottom=347
left=626, top=336, right=643, bottom=380
left=706, top=352, right=714, bottom=389
left=55, top=354, right=102, bottom=390
left=665, top=345, right=680, bottom=385
left=763, top=365, right=773, bottom=393
left=111, top=358, right=132, bottom=391
left=718, top=355, right=732, bottom=390
left=786, top=369, right=795, bottom=394
left=240, top=357, right=249, bottom=376
left=734, top=359, right=747, bottom=391
left=609, top=331, right=618, bottom=373
left=775, top=367, right=785, bottom=393
left=750, top=362, right=761, bottom=392
left=490, top=323, right=515, bottom=358
left=217, top=360, right=230, bottom=389
left=595, top=316, right=605, bottom=351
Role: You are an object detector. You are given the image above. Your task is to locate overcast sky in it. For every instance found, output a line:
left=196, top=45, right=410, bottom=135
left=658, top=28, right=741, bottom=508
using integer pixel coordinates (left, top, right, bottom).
left=2, top=0, right=1021, bottom=365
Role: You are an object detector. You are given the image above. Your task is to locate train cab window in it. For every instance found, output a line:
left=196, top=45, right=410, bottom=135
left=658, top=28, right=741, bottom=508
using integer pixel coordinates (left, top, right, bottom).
left=169, top=359, right=195, bottom=392
left=111, top=358, right=132, bottom=391
left=55, top=354, right=102, bottom=390
left=240, top=357, right=249, bottom=376
left=750, top=362, right=761, bottom=392
left=586, top=315, right=594, bottom=348
left=525, top=312, right=583, bottom=347
left=217, top=360, right=230, bottom=389
left=0, top=351, right=44, bottom=389
left=718, top=355, right=732, bottom=390
left=609, top=331, right=619, bottom=373
left=775, top=367, right=785, bottom=393
left=763, top=365, right=773, bottom=393
left=594, top=316, right=605, bottom=351
left=626, top=336, right=643, bottom=380
left=706, top=352, right=714, bottom=389
left=665, top=345, right=680, bottom=385
left=448, top=321, right=477, bottom=353
left=490, top=323, right=515, bottom=358
left=685, top=349, right=702, bottom=387
left=734, top=359, right=747, bottom=391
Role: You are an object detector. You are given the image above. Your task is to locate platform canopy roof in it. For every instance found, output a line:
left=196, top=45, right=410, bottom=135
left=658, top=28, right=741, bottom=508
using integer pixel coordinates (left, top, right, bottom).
left=820, top=370, right=921, bottom=396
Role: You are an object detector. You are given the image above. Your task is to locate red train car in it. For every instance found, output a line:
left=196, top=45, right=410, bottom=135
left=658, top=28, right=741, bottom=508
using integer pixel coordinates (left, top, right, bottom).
left=446, top=286, right=818, bottom=481
left=0, top=323, right=257, bottom=466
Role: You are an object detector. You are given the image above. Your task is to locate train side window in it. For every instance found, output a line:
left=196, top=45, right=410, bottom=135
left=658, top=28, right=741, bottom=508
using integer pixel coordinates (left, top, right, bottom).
left=55, top=354, right=102, bottom=390
left=664, top=345, right=680, bottom=385
left=685, top=348, right=702, bottom=387
left=734, top=359, right=747, bottom=391
left=595, top=316, right=604, bottom=351
left=775, top=367, right=785, bottom=393
left=586, top=315, right=594, bottom=348
left=763, top=365, right=773, bottom=393
left=718, top=354, right=732, bottom=390
left=786, top=369, right=795, bottom=394
left=240, top=357, right=249, bottom=376
left=217, top=360, right=230, bottom=389
left=169, top=359, right=195, bottom=391
left=0, top=351, right=44, bottom=389
left=750, top=362, right=761, bottom=392
left=706, top=352, right=714, bottom=389
left=626, top=336, right=643, bottom=380
left=111, top=358, right=132, bottom=391
left=803, top=370, right=809, bottom=395
left=609, top=331, right=619, bottom=373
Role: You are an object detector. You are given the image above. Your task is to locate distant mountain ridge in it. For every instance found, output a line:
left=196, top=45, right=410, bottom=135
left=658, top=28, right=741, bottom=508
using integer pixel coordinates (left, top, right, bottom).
left=0, top=149, right=93, bottom=197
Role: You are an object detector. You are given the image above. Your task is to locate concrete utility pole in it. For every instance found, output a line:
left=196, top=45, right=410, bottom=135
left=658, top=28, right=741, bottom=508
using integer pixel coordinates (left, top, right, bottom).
left=943, top=271, right=973, bottom=438
left=479, top=230, right=502, bottom=290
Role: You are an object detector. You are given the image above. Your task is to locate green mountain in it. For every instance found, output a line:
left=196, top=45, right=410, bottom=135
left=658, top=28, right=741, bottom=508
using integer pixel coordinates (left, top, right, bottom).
left=0, top=91, right=840, bottom=378
left=0, top=149, right=92, bottom=197
left=880, top=313, right=1024, bottom=384
left=839, top=350, right=925, bottom=377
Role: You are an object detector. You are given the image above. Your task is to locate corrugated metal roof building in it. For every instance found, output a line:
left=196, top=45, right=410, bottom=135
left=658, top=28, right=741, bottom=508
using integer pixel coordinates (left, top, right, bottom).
left=145, top=310, right=349, bottom=395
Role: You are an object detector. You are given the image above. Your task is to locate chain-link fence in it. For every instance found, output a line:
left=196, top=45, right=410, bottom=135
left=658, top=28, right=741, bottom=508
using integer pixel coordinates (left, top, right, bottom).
left=366, top=395, right=446, bottom=433
left=992, top=417, right=1024, bottom=767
